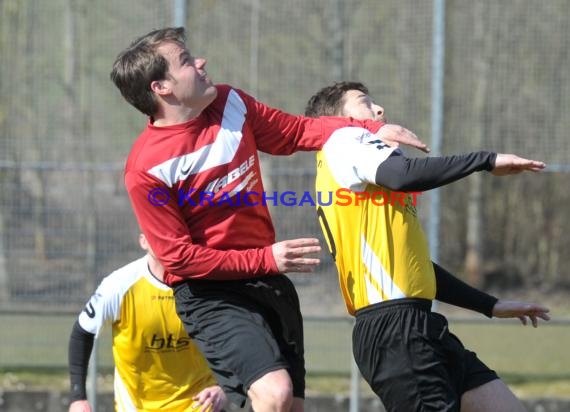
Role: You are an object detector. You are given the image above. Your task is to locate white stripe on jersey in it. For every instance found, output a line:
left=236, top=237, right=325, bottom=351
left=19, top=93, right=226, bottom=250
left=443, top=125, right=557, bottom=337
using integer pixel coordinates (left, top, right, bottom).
left=364, top=275, right=384, bottom=305
left=361, top=235, right=406, bottom=301
left=147, top=89, right=247, bottom=187
left=114, top=368, right=138, bottom=412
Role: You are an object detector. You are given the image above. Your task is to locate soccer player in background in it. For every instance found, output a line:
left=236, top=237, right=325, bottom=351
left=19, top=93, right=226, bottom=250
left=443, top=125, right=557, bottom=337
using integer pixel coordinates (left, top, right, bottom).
left=305, top=81, right=550, bottom=412
left=67, top=234, right=227, bottom=412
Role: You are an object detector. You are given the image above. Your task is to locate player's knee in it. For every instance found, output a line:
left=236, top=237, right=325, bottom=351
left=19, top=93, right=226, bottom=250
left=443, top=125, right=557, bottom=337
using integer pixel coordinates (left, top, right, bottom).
left=265, top=385, right=294, bottom=410
left=461, top=379, right=526, bottom=412
left=249, top=386, right=293, bottom=411
left=248, top=369, right=294, bottom=410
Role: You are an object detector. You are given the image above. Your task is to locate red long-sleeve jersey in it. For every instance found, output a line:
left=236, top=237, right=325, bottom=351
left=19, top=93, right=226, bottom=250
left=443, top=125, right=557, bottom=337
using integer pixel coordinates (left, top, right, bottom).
left=125, top=85, right=382, bottom=285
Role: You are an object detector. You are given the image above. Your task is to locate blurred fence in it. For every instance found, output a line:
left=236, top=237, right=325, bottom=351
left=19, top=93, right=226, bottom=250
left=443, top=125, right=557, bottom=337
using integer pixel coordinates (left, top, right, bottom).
left=1, top=0, right=569, bottom=314
left=1, top=0, right=570, bottom=405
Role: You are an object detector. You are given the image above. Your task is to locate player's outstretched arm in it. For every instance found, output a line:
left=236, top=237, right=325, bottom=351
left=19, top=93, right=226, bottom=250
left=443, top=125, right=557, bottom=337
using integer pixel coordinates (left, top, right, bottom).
left=192, top=385, right=227, bottom=412
left=272, top=238, right=321, bottom=273
left=376, top=123, right=431, bottom=153
left=492, top=300, right=551, bottom=327
left=491, top=154, right=546, bottom=176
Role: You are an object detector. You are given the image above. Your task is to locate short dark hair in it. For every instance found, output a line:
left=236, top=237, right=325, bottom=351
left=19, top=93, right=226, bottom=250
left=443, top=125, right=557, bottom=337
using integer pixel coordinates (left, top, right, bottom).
left=110, top=27, right=186, bottom=116
left=304, top=81, right=369, bottom=117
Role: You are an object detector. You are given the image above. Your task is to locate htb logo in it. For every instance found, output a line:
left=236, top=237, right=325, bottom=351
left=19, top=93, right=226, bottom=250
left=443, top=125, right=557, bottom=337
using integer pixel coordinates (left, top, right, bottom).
left=146, top=333, right=190, bottom=351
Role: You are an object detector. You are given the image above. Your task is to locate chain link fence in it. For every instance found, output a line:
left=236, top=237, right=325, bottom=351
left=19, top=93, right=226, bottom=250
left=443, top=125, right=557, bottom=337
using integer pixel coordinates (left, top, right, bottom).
left=1, top=0, right=569, bottom=399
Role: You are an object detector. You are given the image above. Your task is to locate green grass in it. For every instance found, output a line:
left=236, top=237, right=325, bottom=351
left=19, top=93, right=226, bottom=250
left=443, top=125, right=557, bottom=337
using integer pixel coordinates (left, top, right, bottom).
left=448, top=320, right=570, bottom=398
left=1, top=313, right=569, bottom=397
left=449, top=321, right=570, bottom=377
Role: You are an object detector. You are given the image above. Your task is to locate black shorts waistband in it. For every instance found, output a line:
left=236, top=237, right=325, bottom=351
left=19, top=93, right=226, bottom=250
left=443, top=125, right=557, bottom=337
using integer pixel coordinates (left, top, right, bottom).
left=355, top=297, right=433, bottom=318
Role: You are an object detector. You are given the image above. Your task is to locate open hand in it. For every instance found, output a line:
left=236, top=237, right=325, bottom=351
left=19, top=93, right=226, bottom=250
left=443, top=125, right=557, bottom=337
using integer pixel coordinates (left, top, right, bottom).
left=272, top=238, right=321, bottom=273
left=191, top=385, right=226, bottom=412
left=492, top=300, right=550, bottom=327
left=491, top=154, right=546, bottom=176
left=376, top=124, right=430, bottom=153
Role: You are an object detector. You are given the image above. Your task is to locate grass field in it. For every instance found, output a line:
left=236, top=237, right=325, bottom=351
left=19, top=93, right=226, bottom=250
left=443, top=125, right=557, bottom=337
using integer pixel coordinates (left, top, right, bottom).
left=1, top=313, right=569, bottom=398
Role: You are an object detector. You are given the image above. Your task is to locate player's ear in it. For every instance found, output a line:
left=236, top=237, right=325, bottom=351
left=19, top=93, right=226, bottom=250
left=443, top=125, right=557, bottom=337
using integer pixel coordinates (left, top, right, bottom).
left=138, top=233, right=148, bottom=250
left=150, top=79, right=170, bottom=95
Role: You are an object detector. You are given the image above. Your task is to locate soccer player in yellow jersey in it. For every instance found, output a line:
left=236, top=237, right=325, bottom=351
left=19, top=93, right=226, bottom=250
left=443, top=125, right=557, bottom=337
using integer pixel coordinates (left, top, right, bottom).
left=305, top=82, right=551, bottom=412
left=67, top=234, right=227, bottom=412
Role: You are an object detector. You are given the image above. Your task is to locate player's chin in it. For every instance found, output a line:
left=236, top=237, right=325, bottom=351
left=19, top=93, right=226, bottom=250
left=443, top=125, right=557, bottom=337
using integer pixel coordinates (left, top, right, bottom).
left=199, top=85, right=217, bottom=104
left=202, top=76, right=215, bottom=88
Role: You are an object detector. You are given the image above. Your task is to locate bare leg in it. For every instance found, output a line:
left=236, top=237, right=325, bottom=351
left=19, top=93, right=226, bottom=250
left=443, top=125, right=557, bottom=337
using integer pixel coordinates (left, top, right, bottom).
left=248, top=369, right=294, bottom=412
left=291, top=397, right=304, bottom=412
left=461, top=379, right=527, bottom=412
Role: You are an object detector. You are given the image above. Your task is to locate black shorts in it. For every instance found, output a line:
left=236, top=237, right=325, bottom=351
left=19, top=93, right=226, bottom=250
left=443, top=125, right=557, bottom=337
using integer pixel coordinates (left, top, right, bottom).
left=353, top=298, right=498, bottom=412
left=173, top=274, right=305, bottom=407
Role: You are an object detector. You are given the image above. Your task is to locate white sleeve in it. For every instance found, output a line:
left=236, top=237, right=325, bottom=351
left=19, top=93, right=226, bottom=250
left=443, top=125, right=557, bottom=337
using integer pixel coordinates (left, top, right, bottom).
left=321, top=127, right=398, bottom=190
left=77, top=257, right=144, bottom=337
left=77, top=276, right=121, bottom=337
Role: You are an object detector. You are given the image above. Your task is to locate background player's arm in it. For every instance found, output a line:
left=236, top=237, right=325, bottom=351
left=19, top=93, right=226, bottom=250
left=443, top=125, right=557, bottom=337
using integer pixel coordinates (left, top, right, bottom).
left=68, top=321, right=95, bottom=412
left=68, top=271, right=124, bottom=411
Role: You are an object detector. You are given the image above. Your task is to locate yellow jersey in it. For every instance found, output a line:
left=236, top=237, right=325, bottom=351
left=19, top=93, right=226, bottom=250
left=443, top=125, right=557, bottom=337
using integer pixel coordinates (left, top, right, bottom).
left=315, top=127, right=435, bottom=315
left=78, top=256, right=216, bottom=411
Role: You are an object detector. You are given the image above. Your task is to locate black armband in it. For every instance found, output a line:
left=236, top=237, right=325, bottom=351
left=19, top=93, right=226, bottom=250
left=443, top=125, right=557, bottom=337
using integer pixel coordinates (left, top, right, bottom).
left=375, top=151, right=497, bottom=191
left=68, top=320, right=95, bottom=402
left=434, top=262, right=498, bottom=318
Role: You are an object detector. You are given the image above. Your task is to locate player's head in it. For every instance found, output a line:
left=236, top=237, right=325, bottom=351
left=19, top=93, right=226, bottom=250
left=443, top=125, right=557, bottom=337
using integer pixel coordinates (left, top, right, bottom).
left=304, top=81, right=385, bottom=122
left=110, top=27, right=216, bottom=117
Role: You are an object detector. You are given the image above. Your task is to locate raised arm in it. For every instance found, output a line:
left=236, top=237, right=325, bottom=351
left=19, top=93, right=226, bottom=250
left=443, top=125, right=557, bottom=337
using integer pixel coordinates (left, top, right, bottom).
left=375, top=151, right=545, bottom=192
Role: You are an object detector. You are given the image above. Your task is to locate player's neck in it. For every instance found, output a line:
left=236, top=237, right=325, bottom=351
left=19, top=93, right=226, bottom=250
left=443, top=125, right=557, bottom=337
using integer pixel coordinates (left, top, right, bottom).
left=152, top=105, right=203, bottom=127
left=146, top=256, right=165, bottom=282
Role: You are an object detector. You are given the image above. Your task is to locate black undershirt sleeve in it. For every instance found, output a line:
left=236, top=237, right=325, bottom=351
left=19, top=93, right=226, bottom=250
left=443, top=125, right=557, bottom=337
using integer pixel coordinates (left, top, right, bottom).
left=433, top=262, right=498, bottom=318
left=68, top=320, right=95, bottom=402
left=375, top=151, right=497, bottom=191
